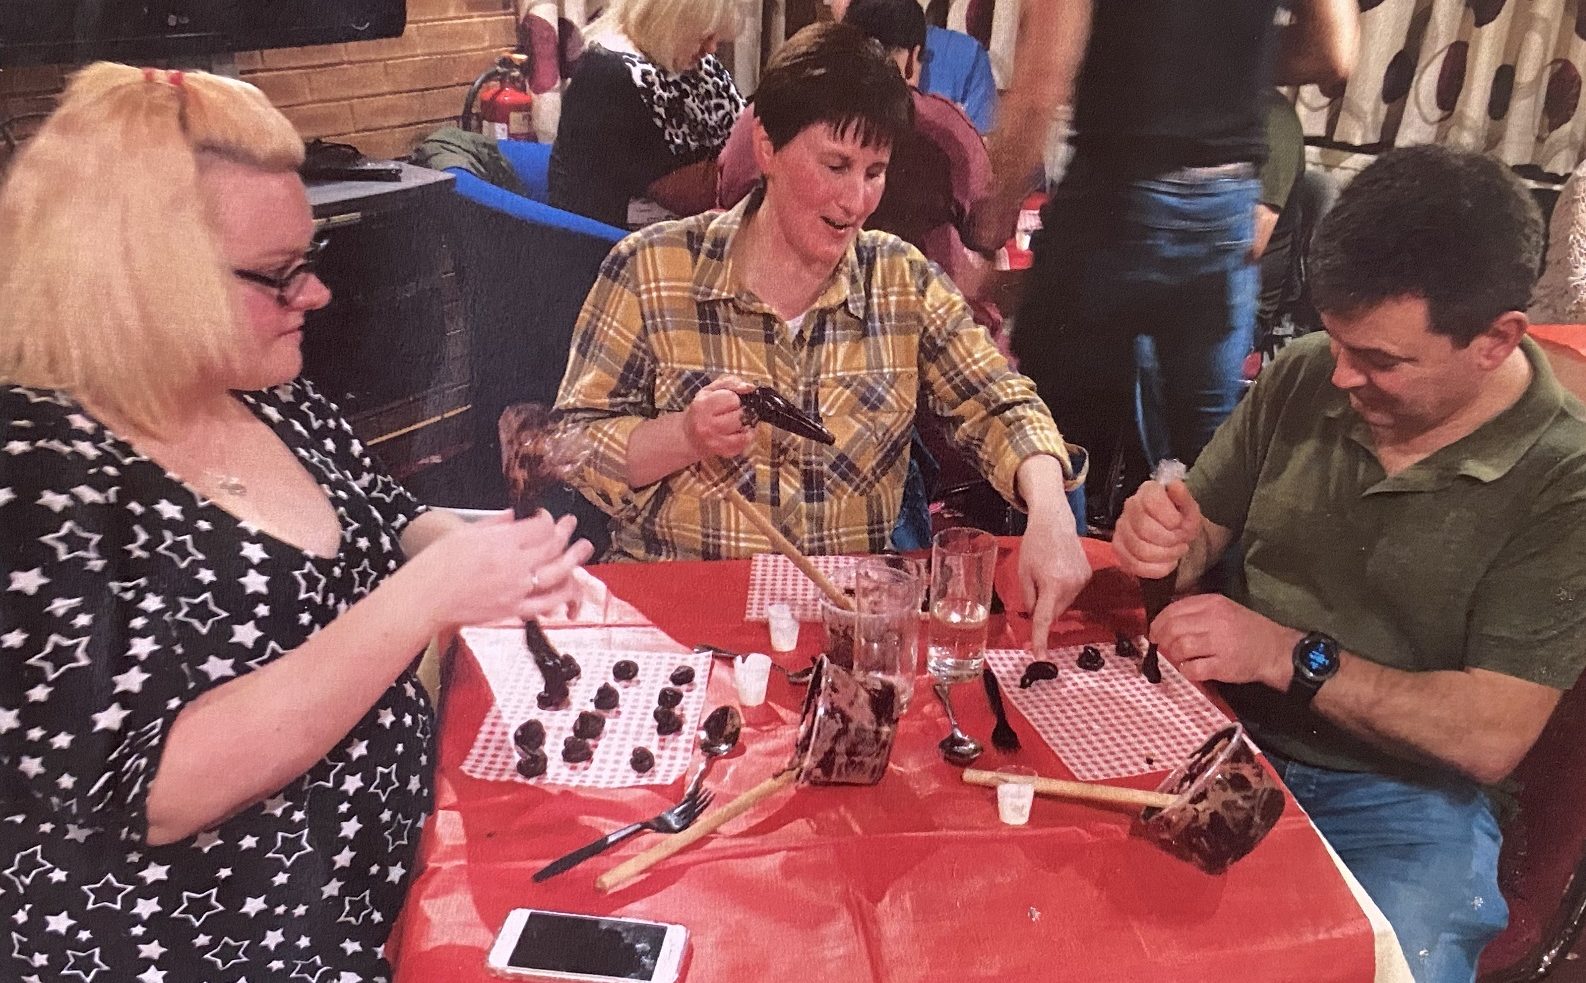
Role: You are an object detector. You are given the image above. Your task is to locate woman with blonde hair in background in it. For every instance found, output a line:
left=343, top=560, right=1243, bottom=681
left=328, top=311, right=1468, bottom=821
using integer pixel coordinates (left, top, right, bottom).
left=0, top=63, right=591, bottom=981
left=548, top=0, right=746, bottom=228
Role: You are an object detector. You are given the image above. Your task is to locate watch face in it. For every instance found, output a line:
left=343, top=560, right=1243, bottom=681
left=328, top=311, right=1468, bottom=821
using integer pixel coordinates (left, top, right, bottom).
left=1297, top=636, right=1338, bottom=679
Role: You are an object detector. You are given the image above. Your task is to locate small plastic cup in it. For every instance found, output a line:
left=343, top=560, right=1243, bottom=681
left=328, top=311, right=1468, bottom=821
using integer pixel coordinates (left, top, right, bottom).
left=735, top=652, right=772, bottom=707
left=766, top=602, right=800, bottom=652
left=996, top=767, right=1038, bottom=826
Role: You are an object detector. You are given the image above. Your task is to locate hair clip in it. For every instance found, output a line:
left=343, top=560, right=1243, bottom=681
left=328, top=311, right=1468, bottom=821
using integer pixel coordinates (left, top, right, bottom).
left=140, top=68, right=186, bottom=88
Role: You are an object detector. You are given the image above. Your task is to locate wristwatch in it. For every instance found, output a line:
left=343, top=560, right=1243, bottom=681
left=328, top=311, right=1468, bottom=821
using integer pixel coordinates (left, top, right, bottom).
left=1289, top=631, right=1341, bottom=704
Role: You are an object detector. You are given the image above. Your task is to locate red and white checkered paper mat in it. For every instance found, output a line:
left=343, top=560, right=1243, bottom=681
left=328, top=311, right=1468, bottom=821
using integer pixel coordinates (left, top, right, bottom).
left=984, top=640, right=1232, bottom=782
left=744, top=553, right=858, bottom=622
left=461, top=626, right=712, bottom=788
left=537, top=568, right=650, bottom=628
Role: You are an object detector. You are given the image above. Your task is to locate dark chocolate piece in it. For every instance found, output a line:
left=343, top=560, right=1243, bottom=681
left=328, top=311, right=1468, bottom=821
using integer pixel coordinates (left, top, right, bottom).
left=516, top=749, right=547, bottom=779
left=561, top=735, right=593, bottom=763
left=559, top=653, right=582, bottom=681
left=654, top=707, right=683, bottom=735
left=1141, top=642, right=1163, bottom=684
left=629, top=746, right=655, bottom=773
left=525, top=622, right=569, bottom=688
left=656, top=686, right=683, bottom=709
left=1115, top=633, right=1140, bottom=661
left=612, top=659, right=639, bottom=682
left=669, top=665, right=695, bottom=686
left=537, top=687, right=569, bottom=711
left=592, top=683, right=620, bottom=710
left=572, top=711, right=606, bottom=741
left=513, top=719, right=546, bottom=754
left=1018, top=660, right=1060, bottom=688
left=1076, top=646, right=1105, bottom=672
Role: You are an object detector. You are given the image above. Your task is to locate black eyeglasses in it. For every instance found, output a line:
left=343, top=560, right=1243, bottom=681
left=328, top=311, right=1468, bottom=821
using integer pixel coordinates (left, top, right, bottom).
left=232, top=237, right=328, bottom=306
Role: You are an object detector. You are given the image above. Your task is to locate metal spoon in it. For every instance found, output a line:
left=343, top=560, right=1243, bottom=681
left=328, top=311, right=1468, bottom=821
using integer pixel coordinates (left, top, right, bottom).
left=684, top=705, right=743, bottom=799
left=933, top=681, right=984, bottom=766
left=694, top=643, right=816, bottom=685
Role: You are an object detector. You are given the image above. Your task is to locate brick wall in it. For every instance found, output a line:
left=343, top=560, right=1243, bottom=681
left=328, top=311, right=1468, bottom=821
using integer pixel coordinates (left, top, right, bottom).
left=0, top=0, right=518, bottom=168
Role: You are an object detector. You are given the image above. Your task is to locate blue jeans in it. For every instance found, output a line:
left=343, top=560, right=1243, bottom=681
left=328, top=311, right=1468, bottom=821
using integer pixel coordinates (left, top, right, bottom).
left=1012, top=163, right=1258, bottom=522
left=1135, top=334, right=1171, bottom=468
left=1269, top=757, right=1509, bottom=983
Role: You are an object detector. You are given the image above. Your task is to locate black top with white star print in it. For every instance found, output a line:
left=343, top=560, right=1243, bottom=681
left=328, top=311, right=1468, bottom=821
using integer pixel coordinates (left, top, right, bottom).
left=0, top=380, right=434, bottom=983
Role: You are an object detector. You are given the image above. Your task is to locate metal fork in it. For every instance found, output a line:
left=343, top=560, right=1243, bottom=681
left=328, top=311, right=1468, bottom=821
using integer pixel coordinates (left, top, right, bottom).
left=531, top=785, right=716, bottom=882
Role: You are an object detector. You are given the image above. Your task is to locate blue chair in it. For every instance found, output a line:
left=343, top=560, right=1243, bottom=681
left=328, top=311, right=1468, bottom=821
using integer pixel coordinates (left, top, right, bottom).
left=446, top=140, right=628, bottom=246
left=436, top=139, right=625, bottom=552
left=443, top=138, right=625, bottom=450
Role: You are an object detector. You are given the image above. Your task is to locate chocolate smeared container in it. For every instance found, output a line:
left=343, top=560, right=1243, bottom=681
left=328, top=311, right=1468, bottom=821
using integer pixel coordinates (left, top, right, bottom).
left=1135, top=724, right=1286, bottom=874
left=791, top=655, right=902, bottom=786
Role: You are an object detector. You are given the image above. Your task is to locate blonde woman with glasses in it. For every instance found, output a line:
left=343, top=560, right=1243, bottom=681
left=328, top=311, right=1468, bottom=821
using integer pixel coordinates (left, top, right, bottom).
left=0, top=63, right=591, bottom=981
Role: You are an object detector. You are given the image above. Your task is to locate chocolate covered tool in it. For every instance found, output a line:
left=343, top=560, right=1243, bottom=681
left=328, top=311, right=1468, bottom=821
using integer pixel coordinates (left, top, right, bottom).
left=962, top=723, right=1285, bottom=874
left=682, top=705, right=742, bottom=800
left=501, top=403, right=587, bottom=695
left=596, top=657, right=902, bottom=892
left=739, top=385, right=836, bottom=445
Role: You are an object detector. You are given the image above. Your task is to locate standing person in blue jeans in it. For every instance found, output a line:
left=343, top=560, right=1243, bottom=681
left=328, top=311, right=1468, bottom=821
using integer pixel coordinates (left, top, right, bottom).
left=972, top=0, right=1357, bottom=527
left=1112, top=146, right=1586, bottom=983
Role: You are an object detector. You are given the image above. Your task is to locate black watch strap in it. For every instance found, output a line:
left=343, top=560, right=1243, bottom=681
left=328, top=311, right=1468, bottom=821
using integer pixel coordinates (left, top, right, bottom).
left=1289, top=631, right=1340, bottom=705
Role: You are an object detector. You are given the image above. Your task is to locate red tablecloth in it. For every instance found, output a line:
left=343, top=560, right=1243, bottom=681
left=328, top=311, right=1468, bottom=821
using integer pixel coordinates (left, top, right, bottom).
left=392, top=539, right=1383, bottom=982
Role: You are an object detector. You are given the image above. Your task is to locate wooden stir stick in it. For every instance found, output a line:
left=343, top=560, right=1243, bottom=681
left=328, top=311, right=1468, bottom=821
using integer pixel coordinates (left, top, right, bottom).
left=961, top=768, right=1177, bottom=810
left=720, top=486, right=854, bottom=612
left=596, top=769, right=798, bottom=893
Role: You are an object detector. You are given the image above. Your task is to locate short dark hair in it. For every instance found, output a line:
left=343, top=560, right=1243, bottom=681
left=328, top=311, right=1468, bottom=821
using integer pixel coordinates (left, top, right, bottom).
left=843, top=0, right=926, bottom=53
left=753, top=22, right=913, bottom=151
left=1309, top=145, right=1543, bottom=346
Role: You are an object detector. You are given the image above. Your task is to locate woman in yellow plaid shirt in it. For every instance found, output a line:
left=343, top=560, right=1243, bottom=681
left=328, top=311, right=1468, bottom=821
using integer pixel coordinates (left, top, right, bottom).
left=557, top=22, right=1090, bottom=652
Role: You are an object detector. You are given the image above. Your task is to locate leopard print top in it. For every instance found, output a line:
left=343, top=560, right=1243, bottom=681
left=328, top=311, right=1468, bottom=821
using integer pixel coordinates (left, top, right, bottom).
left=612, top=48, right=744, bottom=157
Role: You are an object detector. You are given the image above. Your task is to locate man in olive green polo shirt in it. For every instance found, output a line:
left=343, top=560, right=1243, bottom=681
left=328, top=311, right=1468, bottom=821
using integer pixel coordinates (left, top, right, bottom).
left=1114, top=145, right=1586, bottom=983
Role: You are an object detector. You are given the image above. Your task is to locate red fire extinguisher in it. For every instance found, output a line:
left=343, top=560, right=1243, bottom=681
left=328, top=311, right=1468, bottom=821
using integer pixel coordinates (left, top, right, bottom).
left=462, top=52, right=535, bottom=142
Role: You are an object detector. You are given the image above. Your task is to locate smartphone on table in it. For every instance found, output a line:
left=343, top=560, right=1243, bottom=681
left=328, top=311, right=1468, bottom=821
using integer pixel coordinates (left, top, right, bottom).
left=486, top=908, right=689, bottom=983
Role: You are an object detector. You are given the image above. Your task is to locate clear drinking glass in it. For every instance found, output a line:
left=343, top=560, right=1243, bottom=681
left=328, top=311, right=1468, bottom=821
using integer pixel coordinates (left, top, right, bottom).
left=853, top=556, right=925, bottom=713
left=927, top=528, right=997, bottom=682
left=819, top=595, right=858, bottom=670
